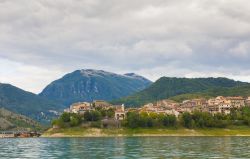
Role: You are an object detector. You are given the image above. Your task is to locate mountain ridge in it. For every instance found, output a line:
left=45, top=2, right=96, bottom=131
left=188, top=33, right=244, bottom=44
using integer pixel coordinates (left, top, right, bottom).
left=0, top=83, right=63, bottom=123
left=169, top=85, right=250, bottom=102
left=39, top=69, right=152, bottom=106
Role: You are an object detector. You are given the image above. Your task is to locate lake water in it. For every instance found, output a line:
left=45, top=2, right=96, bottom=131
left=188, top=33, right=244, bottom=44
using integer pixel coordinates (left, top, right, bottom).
left=0, top=137, right=250, bottom=158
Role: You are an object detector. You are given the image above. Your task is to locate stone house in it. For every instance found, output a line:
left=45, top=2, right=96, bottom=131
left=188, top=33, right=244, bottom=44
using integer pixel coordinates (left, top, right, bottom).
left=246, top=97, right=250, bottom=106
left=218, top=102, right=231, bottom=114
left=114, top=105, right=126, bottom=120
left=156, top=99, right=180, bottom=109
left=208, top=96, right=231, bottom=114
left=93, top=100, right=113, bottom=109
left=226, top=96, right=245, bottom=108
left=208, top=105, right=219, bottom=114
left=69, top=102, right=92, bottom=114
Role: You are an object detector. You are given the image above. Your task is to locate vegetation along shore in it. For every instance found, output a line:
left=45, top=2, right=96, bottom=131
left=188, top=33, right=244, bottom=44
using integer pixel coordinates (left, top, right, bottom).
left=43, top=127, right=250, bottom=137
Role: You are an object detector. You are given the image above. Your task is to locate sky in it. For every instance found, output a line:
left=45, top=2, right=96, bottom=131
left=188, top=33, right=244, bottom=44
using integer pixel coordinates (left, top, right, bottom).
left=1, top=0, right=250, bottom=94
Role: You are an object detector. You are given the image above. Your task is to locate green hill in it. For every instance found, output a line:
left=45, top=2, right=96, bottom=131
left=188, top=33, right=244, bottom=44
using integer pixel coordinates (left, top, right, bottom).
left=169, top=85, right=250, bottom=102
left=0, top=83, right=64, bottom=123
left=112, top=77, right=249, bottom=107
left=0, top=108, right=43, bottom=131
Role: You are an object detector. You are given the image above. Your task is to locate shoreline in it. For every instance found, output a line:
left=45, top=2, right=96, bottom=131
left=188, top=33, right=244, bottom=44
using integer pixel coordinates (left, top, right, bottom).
left=42, top=134, right=250, bottom=138
left=42, top=127, right=250, bottom=138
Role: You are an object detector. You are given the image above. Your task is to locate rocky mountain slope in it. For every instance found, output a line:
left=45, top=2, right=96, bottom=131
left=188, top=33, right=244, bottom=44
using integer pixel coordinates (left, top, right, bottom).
left=39, top=69, right=152, bottom=106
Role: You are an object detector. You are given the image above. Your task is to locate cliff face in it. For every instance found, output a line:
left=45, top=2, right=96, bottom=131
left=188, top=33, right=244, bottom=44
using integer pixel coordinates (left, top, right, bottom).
left=39, top=69, right=152, bottom=106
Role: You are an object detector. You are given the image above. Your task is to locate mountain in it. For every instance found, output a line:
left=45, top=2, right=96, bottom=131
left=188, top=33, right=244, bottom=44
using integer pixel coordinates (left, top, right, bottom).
left=0, top=108, right=43, bottom=131
left=39, top=69, right=152, bottom=106
left=0, top=83, right=63, bottom=123
left=112, top=77, right=249, bottom=107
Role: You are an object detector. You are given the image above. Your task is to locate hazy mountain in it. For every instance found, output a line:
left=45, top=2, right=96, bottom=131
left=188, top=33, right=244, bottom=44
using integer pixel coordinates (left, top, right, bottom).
left=112, top=77, right=249, bottom=107
left=39, top=69, right=152, bottom=106
left=0, top=83, right=63, bottom=123
left=0, top=108, right=43, bottom=131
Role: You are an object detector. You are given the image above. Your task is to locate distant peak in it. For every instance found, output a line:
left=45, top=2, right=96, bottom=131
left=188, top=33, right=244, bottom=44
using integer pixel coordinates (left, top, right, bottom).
left=80, top=69, right=103, bottom=72
left=67, top=69, right=152, bottom=82
left=78, top=69, right=116, bottom=77
left=124, top=73, right=137, bottom=76
left=124, top=73, right=145, bottom=78
left=124, top=73, right=152, bottom=83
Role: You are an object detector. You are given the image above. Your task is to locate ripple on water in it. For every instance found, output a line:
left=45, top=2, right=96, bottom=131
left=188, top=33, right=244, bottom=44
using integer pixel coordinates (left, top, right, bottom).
left=1, top=137, right=250, bottom=158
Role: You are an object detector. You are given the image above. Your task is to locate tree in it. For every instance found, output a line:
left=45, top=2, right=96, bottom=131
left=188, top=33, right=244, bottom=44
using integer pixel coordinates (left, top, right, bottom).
left=51, top=118, right=65, bottom=128
left=139, top=113, right=153, bottom=127
left=84, top=110, right=101, bottom=121
left=60, top=112, right=71, bottom=122
left=242, top=107, right=250, bottom=126
left=168, top=115, right=177, bottom=127
left=107, top=108, right=115, bottom=118
left=192, top=111, right=205, bottom=128
left=69, top=114, right=82, bottom=127
left=84, top=111, right=92, bottom=121
left=126, top=112, right=140, bottom=128
left=181, top=112, right=194, bottom=128
left=70, top=116, right=80, bottom=127
left=98, top=108, right=115, bottom=118
left=161, top=115, right=177, bottom=127
left=91, top=111, right=102, bottom=121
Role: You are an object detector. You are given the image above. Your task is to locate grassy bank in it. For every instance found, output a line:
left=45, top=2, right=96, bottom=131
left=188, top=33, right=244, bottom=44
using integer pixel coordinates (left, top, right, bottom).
left=42, top=126, right=250, bottom=137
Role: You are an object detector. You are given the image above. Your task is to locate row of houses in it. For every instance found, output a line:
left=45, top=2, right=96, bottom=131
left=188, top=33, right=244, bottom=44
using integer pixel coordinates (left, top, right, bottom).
left=64, top=100, right=126, bottom=120
left=64, top=96, right=250, bottom=121
left=141, top=96, right=250, bottom=116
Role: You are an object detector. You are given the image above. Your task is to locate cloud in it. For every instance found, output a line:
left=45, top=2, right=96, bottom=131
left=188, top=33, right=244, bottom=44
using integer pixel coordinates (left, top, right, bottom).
left=0, top=0, right=250, bottom=93
left=229, top=42, right=250, bottom=57
left=0, top=59, right=65, bottom=93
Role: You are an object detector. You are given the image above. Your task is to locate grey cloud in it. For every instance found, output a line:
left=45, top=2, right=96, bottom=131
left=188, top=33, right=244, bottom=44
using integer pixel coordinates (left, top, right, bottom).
left=1, top=0, right=250, bottom=93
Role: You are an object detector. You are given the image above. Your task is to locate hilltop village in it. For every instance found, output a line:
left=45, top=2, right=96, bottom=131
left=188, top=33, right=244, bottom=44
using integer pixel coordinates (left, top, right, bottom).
left=64, top=96, right=250, bottom=121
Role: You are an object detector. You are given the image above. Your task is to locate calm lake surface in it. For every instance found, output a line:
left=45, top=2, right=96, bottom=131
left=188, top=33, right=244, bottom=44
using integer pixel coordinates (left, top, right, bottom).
left=1, top=137, right=250, bottom=159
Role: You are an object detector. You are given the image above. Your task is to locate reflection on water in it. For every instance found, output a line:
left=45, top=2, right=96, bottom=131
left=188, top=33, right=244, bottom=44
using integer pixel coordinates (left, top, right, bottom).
left=0, top=137, right=250, bottom=158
